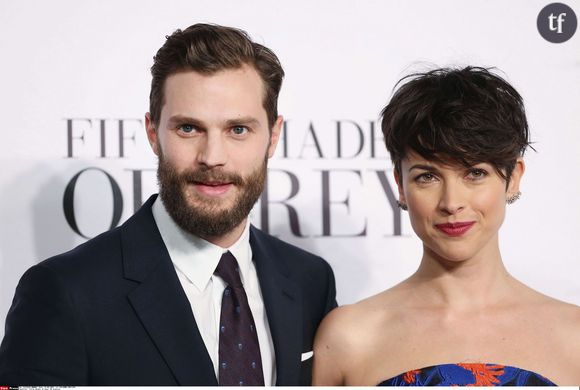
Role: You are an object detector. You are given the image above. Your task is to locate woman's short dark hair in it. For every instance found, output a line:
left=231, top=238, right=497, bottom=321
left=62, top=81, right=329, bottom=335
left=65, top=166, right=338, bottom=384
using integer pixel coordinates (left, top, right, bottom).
left=380, top=66, right=531, bottom=183
left=149, top=23, right=284, bottom=129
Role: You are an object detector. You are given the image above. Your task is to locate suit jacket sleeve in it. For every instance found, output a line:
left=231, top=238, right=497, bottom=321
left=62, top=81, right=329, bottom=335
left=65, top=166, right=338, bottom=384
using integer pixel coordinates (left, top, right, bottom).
left=321, top=258, right=338, bottom=319
left=323, top=257, right=338, bottom=314
left=0, top=264, right=87, bottom=385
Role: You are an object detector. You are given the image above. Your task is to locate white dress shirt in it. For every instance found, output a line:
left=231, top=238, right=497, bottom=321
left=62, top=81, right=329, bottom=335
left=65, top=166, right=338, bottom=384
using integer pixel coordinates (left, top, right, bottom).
left=152, top=197, right=276, bottom=385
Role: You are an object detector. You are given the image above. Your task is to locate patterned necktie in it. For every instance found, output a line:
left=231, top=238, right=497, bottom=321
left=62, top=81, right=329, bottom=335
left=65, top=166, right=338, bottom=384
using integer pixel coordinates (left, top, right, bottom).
left=214, top=251, right=264, bottom=386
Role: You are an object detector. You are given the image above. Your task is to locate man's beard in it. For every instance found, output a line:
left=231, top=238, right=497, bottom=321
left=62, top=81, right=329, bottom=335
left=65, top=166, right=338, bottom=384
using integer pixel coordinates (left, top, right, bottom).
left=157, top=153, right=267, bottom=239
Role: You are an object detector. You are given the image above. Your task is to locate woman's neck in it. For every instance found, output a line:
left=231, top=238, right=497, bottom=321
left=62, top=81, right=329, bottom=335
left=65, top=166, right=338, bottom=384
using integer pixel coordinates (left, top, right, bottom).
left=408, top=239, right=518, bottom=311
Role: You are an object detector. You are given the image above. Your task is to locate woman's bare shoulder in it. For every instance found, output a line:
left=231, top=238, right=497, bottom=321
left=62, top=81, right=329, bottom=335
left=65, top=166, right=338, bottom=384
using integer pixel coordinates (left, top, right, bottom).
left=526, top=288, right=580, bottom=320
left=544, top=297, right=580, bottom=340
left=312, top=288, right=407, bottom=385
left=315, top=286, right=409, bottom=349
left=312, top=302, right=370, bottom=384
left=543, top=298, right=580, bottom=381
left=525, top=291, right=580, bottom=363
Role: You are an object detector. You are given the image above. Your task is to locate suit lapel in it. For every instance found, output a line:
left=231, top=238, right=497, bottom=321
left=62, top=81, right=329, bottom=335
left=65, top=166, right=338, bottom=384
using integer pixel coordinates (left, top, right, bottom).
left=250, top=227, right=303, bottom=386
left=122, top=195, right=217, bottom=385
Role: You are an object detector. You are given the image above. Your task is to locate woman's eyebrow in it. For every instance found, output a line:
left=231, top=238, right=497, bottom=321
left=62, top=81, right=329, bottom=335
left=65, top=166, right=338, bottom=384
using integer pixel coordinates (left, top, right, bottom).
left=408, top=164, right=438, bottom=172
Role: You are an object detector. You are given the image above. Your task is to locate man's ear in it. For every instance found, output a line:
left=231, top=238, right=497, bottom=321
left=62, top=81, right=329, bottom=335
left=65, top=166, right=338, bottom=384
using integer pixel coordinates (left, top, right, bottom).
left=267, top=115, right=283, bottom=158
left=507, top=158, right=525, bottom=199
left=145, top=112, right=160, bottom=156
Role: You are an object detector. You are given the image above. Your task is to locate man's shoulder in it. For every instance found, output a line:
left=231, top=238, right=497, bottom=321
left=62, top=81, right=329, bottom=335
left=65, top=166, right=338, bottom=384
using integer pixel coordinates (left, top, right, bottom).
left=20, top=199, right=162, bottom=300
left=250, top=225, right=328, bottom=267
left=32, top=224, right=125, bottom=283
left=38, top=196, right=157, bottom=276
left=249, top=226, right=336, bottom=286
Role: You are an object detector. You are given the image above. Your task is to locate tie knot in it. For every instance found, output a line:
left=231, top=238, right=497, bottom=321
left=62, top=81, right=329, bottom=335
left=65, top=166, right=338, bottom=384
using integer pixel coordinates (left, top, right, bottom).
left=214, top=251, right=243, bottom=288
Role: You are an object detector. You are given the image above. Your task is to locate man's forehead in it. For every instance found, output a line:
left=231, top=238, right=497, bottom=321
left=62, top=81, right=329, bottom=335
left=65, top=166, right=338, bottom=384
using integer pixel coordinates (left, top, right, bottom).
left=164, top=63, right=263, bottom=86
left=160, top=65, right=266, bottom=108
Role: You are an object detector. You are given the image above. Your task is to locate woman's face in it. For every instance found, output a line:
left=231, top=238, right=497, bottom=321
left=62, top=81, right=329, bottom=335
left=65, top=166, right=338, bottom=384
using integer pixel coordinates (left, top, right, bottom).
left=396, top=151, right=524, bottom=263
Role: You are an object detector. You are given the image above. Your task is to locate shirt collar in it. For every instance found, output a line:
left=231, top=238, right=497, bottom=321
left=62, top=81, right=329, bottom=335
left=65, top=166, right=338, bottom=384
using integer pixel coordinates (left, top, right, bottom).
left=152, top=196, right=252, bottom=292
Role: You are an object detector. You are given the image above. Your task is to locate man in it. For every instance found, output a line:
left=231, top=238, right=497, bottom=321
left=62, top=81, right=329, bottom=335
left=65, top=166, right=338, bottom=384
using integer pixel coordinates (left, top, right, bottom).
left=0, top=23, right=336, bottom=385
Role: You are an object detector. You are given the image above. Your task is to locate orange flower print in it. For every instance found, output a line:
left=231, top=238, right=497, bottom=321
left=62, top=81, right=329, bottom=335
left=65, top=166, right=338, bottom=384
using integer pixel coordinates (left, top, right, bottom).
left=402, top=369, right=421, bottom=384
left=458, top=363, right=505, bottom=386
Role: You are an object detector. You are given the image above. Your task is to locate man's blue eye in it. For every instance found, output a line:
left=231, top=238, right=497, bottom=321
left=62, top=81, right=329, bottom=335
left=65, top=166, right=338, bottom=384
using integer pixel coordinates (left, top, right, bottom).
left=180, top=124, right=195, bottom=133
left=232, top=126, right=247, bottom=135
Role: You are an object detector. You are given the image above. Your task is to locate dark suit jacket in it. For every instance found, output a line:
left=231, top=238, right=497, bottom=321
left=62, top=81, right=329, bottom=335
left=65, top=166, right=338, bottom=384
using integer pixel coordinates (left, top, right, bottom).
left=0, top=195, right=336, bottom=385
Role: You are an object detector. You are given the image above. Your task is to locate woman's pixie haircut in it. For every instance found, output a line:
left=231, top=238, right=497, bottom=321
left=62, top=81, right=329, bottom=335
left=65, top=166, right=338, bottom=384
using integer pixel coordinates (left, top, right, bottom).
left=380, top=66, right=531, bottom=184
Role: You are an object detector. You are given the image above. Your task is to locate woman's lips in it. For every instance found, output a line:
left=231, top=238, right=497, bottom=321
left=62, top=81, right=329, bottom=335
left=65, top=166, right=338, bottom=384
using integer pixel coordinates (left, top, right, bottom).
left=193, top=182, right=233, bottom=196
left=435, top=221, right=475, bottom=237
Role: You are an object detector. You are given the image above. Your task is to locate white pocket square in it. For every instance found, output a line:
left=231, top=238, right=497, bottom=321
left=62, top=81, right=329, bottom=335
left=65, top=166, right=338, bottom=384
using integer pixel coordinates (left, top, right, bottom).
left=301, top=351, right=313, bottom=361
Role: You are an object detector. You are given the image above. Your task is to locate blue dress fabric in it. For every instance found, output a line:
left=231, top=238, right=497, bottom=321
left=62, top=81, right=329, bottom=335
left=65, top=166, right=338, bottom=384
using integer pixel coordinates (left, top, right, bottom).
left=378, top=363, right=556, bottom=386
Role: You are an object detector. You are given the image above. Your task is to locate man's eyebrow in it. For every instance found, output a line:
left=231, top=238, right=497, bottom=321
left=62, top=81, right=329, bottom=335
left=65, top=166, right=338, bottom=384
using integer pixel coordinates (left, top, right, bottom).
left=167, top=115, right=205, bottom=128
left=224, top=117, right=261, bottom=127
left=166, top=115, right=261, bottom=128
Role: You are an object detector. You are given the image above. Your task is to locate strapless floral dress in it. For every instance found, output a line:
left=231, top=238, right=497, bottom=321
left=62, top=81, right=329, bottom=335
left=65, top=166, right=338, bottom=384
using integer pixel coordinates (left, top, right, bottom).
left=378, top=363, right=555, bottom=386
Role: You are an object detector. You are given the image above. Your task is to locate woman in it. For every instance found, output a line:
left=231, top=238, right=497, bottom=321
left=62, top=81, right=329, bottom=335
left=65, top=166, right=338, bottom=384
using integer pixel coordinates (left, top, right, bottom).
left=312, top=67, right=580, bottom=386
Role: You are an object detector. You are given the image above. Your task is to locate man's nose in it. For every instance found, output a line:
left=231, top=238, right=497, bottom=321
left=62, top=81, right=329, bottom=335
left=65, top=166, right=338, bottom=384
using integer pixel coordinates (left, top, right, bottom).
left=197, top=131, right=227, bottom=168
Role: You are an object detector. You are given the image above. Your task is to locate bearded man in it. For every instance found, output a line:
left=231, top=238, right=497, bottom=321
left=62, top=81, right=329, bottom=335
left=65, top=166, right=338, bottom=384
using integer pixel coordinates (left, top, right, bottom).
left=0, top=23, right=336, bottom=386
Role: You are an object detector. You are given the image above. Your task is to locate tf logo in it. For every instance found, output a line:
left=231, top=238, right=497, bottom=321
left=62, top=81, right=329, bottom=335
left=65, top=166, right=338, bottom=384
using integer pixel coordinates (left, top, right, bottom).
left=537, top=3, right=577, bottom=43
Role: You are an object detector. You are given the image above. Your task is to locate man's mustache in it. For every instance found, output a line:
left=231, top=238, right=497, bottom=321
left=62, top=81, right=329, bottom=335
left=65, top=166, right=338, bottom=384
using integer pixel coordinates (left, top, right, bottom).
left=180, top=168, right=244, bottom=186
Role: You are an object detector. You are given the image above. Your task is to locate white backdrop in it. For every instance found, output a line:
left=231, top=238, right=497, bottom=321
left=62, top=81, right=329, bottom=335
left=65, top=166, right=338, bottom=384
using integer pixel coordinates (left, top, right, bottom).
left=1, top=0, right=579, bottom=340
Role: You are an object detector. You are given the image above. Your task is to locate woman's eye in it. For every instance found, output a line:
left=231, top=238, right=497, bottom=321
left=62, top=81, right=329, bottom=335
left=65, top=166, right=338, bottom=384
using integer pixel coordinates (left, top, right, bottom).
left=231, top=126, right=248, bottom=135
left=416, top=173, right=437, bottom=183
left=467, top=168, right=488, bottom=180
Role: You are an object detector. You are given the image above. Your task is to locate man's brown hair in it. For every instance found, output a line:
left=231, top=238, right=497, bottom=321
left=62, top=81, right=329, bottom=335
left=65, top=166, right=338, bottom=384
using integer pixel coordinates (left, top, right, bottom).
left=149, top=23, right=284, bottom=128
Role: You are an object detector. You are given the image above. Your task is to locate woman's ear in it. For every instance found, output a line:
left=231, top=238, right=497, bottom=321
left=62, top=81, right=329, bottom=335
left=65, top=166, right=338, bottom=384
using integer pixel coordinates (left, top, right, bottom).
left=394, top=168, right=406, bottom=206
left=507, top=158, right=525, bottom=199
